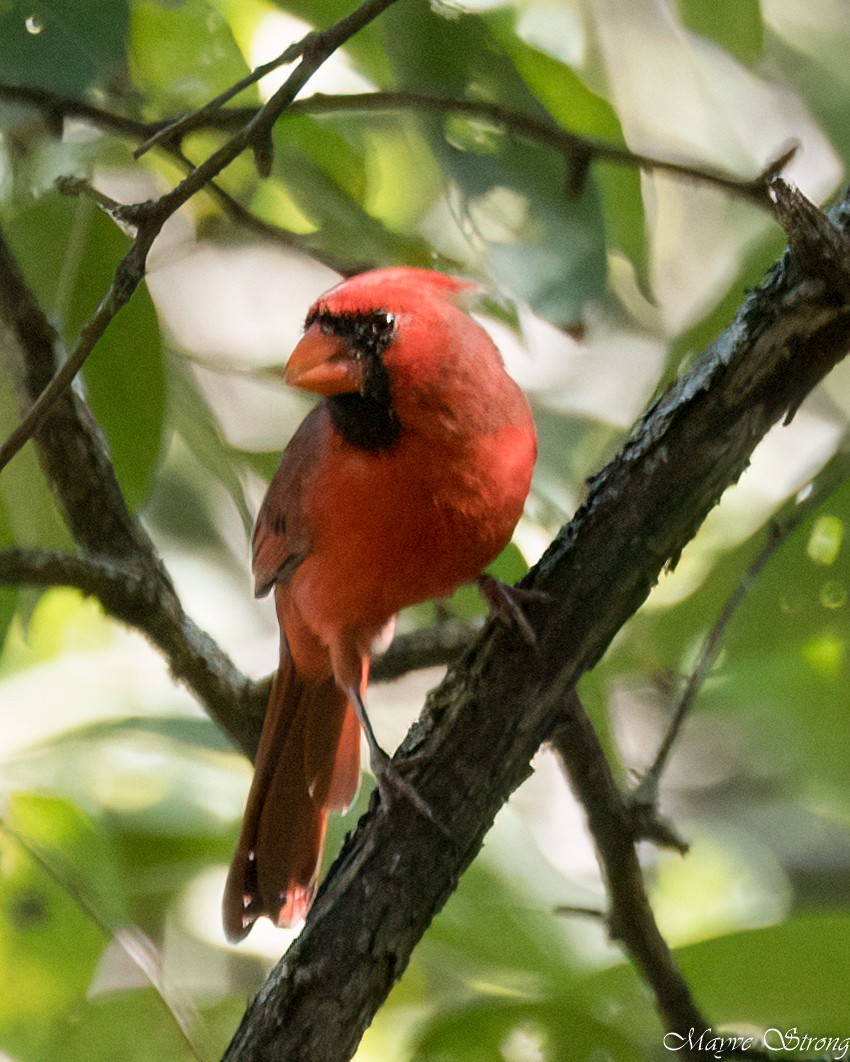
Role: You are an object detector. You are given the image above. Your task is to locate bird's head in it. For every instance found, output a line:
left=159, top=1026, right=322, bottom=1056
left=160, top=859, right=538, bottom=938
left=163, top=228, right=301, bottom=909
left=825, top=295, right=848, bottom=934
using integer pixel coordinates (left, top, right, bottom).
left=283, top=267, right=477, bottom=396
left=283, top=268, right=490, bottom=451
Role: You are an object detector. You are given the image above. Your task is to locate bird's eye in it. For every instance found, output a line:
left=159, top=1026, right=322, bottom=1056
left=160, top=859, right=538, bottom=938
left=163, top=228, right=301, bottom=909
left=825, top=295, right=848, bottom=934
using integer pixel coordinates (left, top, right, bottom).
left=364, top=312, right=395, bottom=344
left=305, top=310, right=395, bottom=352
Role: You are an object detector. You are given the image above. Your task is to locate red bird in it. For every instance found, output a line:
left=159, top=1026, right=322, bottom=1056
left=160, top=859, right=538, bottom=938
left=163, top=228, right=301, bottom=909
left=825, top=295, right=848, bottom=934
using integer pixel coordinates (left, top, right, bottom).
left=223, top=267, right=537, bottom=942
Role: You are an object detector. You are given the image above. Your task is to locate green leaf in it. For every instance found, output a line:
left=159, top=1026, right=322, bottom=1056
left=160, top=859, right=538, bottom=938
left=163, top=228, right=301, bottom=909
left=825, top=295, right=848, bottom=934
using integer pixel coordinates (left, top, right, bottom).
left=76, top=223, right=165, bottom=510
left=271, top=0, right=393, bottom=84
left=129, top=0, right=251, bottom=111
left=506, top=37, right=626, bottom=141
left=678, top=0, right=764, bottom=63
left=677, top=912, right=850, bottom=1028
left=666, top=226, right=787, bottom=371
left=81, top=290, right=166, bottom=511
left=501, top=26, right=648, bottom=278
left=5, top=193, right=166, bottom=509
left=423, top=862, right=575, bottom=983
left=57, top=989, right=198, bottom=1062
left=412, top=997, right=639, bottom=1062
left=407, top=864, right=641, bottom=1061
left=28, top=713, right=236, bottom=756
left=0, top=0, right=129, bottom=96
left=587, top=913, right=850, bottom=1049
left=0, top=500, right=18, bottom=650
left=166, top=351, right=253, bottom=532
left=768, top=20, right=850, bottom=162
left=374, top=0, right=608, bottom=324
left=263, top=116, right=439, bottom=271
left=0, top=350, right=72, bottom=555
left=0, top=793, right=121, bottom=1059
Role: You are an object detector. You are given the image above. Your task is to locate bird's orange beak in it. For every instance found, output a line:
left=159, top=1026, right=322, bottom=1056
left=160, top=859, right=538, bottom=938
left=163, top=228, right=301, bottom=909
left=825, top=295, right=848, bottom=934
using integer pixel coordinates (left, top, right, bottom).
left=284, top=325, right=364, bottom=396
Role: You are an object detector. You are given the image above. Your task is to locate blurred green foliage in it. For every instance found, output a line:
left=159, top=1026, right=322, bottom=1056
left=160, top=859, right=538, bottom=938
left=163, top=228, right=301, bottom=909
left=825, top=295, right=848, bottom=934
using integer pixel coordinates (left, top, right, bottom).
left=2, top=0, right=850, bottom=1059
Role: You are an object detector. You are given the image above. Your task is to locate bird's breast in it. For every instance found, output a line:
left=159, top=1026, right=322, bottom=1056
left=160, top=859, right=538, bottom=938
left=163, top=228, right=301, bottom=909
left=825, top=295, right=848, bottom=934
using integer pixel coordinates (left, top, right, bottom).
left=292, top=421, right=534, bottom=641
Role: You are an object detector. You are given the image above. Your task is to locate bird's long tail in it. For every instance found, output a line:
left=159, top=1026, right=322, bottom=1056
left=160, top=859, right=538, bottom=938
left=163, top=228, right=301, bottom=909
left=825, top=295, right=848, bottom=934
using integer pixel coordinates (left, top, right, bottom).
left=222, top=648, right=361, bottom=942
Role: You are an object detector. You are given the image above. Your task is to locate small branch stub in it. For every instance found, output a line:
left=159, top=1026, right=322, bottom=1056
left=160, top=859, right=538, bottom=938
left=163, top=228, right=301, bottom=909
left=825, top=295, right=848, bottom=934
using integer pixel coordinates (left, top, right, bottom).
left=769, top=177, right=850, bottom=296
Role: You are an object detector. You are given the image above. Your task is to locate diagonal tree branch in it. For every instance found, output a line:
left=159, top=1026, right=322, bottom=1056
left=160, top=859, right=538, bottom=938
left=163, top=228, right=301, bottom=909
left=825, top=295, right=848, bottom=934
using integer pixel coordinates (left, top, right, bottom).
left=220, top=182, right=850, bottom=1060
left=0, top=224, right=266, bottom=754
left=132, top=32, right=315, bottom=159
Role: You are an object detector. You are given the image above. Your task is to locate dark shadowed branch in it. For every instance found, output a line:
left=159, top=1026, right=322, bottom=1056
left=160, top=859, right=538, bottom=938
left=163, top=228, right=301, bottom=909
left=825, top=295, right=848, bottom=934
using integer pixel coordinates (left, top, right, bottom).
left=0, top=541, right=477, bottom=755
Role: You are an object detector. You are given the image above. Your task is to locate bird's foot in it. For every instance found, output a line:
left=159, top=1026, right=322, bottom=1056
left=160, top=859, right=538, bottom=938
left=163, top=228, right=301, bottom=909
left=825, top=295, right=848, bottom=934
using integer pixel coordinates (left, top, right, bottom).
left=370, top=744, right=450, bottom=837
left=477, top=573, right=550, bottom=647
left=349, top=684, right=451, bottom=836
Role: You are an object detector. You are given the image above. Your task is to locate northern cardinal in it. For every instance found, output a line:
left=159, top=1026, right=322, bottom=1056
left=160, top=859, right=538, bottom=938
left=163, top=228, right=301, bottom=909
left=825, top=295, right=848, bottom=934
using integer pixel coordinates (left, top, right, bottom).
left=223, top=267, right=536, bottom=942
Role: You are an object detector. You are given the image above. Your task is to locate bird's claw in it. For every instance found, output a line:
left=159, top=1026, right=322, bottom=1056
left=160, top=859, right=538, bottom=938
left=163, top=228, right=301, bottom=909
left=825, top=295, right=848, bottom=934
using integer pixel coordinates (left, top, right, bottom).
left=477, top=573, right=549, bottom=647
left=370, top=745, right=451, bottom=838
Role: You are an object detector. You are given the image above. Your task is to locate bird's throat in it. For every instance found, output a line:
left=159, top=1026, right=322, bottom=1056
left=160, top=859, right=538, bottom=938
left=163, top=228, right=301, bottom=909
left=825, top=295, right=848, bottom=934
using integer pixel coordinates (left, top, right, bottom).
left=326, top=390, right=401, bottom=452
left=315, top=310, right=400, bottom=452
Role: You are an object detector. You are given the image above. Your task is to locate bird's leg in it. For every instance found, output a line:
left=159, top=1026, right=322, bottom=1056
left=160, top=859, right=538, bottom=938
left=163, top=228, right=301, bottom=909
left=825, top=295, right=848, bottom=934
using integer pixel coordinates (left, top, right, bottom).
left=348, top=685, right=445, bottom=830
left=477, top=573, right=550, bottom=647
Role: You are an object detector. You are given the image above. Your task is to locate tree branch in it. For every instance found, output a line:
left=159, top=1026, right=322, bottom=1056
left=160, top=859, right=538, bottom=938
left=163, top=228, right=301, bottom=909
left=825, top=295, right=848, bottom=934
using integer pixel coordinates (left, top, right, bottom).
left=1, top=25, right=847, bottom=1054
left=0, top=539, right=477, bottom=758
left=0, top=228, right=263, bottom=755
left=288, top=91, right=792, bottom=206
left=0, top=0, right=405, bottom=473
left=550, top=692, right=708, bottom=1036
left=132, top=32, right=315, bottom=159
left=222, top=182, right=850, bottom=1060
left=0, top=81, right=792, bottom=209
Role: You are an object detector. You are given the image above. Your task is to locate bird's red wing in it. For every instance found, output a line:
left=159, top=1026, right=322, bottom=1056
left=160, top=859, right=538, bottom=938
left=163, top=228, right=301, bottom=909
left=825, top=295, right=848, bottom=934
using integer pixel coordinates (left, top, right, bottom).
left=252, top=406, right=327, bottom=597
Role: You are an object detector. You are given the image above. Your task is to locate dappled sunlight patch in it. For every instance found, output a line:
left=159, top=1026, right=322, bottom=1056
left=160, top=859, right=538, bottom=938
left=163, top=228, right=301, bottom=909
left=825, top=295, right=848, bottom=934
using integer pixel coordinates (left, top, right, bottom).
left=649, top=830, right=792, bottom=949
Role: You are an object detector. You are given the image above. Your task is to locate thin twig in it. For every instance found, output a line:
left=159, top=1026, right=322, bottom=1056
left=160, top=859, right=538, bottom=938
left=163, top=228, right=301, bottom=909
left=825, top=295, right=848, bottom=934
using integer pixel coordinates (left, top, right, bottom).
left=552, top=903, right=606, bottom=920
left=551, top=691, right=709, bottom=1037
left=0, top=82, right=345, bottom=267
left=0, top=81, right=159, bottom=139
left=287, top=91, right=794, bottom=207
left=133, top=33, right=314, bottom=158
left=635, top=445, right=850, bottom=807
left=138, top=0, right=404, bottom=217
